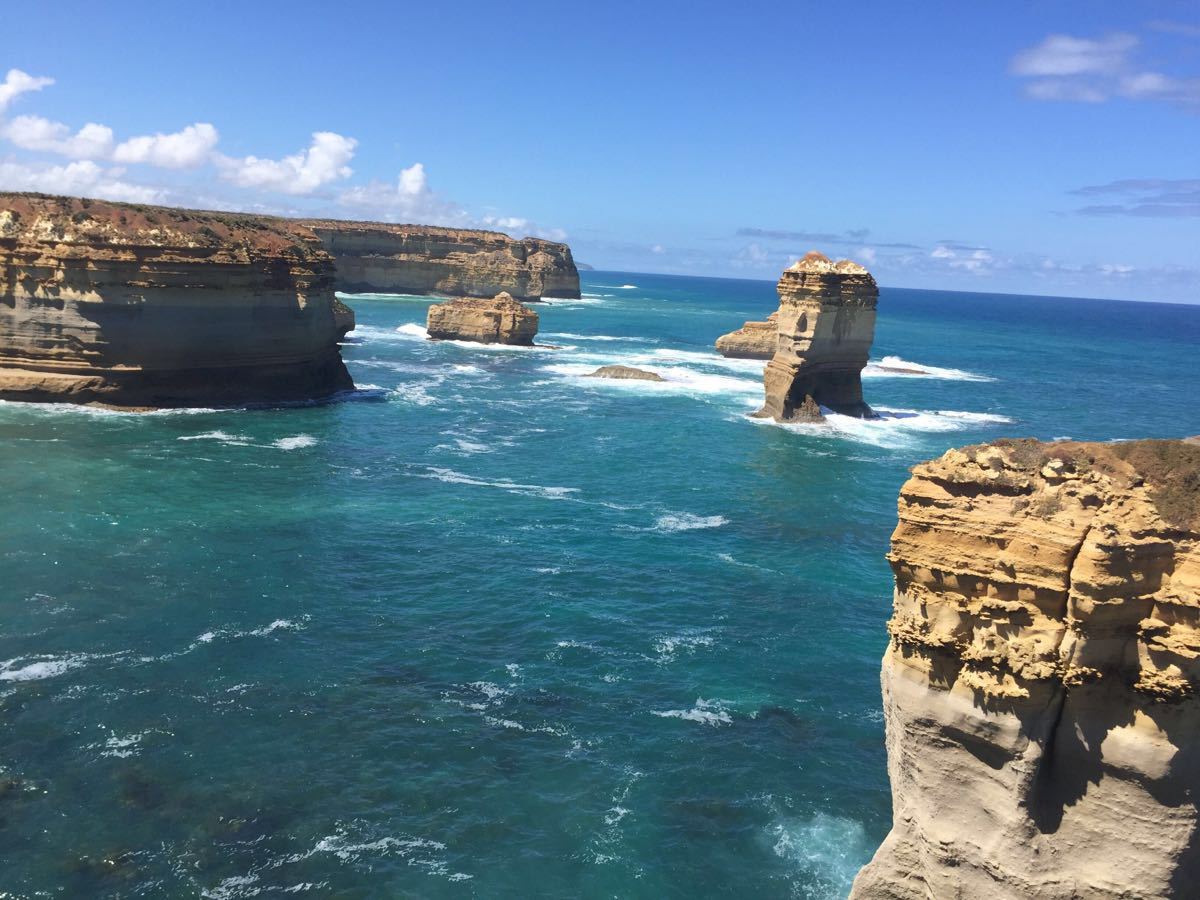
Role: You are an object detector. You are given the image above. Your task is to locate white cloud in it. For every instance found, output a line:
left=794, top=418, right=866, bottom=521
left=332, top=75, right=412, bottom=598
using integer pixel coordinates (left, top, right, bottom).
left=858, top=246, right=877, bottom=265
left=0, top=115, right=115, bottom=158
left=216, top=131, right=356, bottom=194
left=113, top=123, right=218, bottom=168
left=650, top=243, right=666, bottom=254
left=1011, top=31, right=1200, bottom=109
left=398, top=161, right=426, bottom=196
left=930, top=245, right=955, bottom=259
left=0, top=159, right=164, bottom=203
left=0, top=69, right=53, bottom=113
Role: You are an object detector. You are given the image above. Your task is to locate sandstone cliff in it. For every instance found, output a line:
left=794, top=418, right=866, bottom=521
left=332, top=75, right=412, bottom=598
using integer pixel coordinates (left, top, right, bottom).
left=0, top=192, right=352, bottom=408
left=754, top=252, right=878, bottom=421
left=426, top=292, right=538, bottom=345
left=852, top=438, right=1200, bottom=899
left=715, top=311, right=778, bottom=359
left=306, top=220, right=580, bottom=302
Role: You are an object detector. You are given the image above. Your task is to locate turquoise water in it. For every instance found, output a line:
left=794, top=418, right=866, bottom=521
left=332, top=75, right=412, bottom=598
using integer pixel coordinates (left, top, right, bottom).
left=2, top=273, right=1198, bottom=898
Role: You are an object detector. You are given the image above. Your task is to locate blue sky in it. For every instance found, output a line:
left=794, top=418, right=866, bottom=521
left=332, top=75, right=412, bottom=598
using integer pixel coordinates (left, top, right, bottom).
left=2, top=0, right=1198, bottom=301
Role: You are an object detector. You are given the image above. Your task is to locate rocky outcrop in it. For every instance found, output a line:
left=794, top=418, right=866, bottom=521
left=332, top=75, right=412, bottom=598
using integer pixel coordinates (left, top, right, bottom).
left=306, top=220, right=580, bottom=301
left=715, top=311, right=778, bottom=359
left=852, top=438, right=1200, bottom=900
left=426, top=292, right=538, bottom=345
left=753, top=252, right=878, bottom=421
left=0, top=192, right=352, bottom=408
left=332, top=296, right=355, bottom=340
left=586, top=365, right=664, bottom=381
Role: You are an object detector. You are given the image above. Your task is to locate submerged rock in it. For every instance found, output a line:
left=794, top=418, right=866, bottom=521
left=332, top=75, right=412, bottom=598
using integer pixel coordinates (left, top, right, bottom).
left=306, top=220, right=580, bottom=301
left=585, top=365, right=665, bottom=381
left=715, top=311, right=777, bottom=359
left=426, top=292, right=538, bottom=345
left=0, top=192, right=353, bottom=409
left=753, top=251, right=878, bottom=422
left=851, top=438, right=1200, bottom=899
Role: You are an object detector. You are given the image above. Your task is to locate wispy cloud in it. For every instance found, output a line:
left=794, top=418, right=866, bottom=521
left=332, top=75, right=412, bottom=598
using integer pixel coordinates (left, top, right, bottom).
left=1010, top=31, right=1200, bottom=110
left=735, top=227, right=921, bottom=250
left=1071, top=178, right=1200, bottom=217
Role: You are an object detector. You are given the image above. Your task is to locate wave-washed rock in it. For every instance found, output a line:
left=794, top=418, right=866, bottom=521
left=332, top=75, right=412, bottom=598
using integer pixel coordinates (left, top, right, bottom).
left=586, top=365, right=664, bottom=381
left=852, top=438, right=1200, bottom=899
left=754, top=251, right=878, bottom=421
left=0, top=192, right=352, bottom=408
left=715, top=311, right=777, bottom=359
left=426, top=292, right=538, bottom=345
left=306, top=220, right=580, bottom=302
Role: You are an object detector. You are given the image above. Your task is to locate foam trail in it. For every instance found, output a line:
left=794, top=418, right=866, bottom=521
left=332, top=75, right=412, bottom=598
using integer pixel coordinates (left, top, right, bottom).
left=863, top=355, right=995, bottom=382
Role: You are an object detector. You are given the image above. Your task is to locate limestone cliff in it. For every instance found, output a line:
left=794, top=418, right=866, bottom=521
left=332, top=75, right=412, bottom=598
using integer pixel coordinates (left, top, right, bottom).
left=754, top=252, right=878, bottom=421
left=715, top=311, right=777, bottom=359
left=306, top=220, right=580, bottom=301
left=0, top=192, right=352, bottom=408
left=426, top=292, right=538, bottom=345
left=852, top=438, right=1200, bottom=899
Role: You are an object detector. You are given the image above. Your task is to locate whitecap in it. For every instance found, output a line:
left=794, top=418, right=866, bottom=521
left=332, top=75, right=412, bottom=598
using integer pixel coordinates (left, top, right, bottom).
left=652, top=698, right=732, bottom=726
left=863, top=355, right=995, bottom=382
left=653, top=633, right=715, bottom=661
left=751, top=407, right=1014, bottom=449
left=543, top=332, right=658, bottom=344
left=0, top=653, right=93, bottom=682
left=770, top=813, right=871, bottom=898
left=177, top=430, right=251, bottom=446
left=273, top=435, right=316, bottom=450
left=542, top=362, right=761, bottom=400
left=413, top=466, right=579, bottom=500
left=654, top=513, right=728, bottom=533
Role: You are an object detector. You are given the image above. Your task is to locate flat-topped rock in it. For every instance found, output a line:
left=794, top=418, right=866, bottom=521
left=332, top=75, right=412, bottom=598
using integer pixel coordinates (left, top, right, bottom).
left=715, top=311, right=778, bottom=359
left=754, top=251, right=879, bottom=421
left=851, top=438, right=1200, bottom=899
left=586, top=365, right=665, bottom=381
left=426, top=292, right=538, bottom=345
left=0, top=192, right=352, bottom=408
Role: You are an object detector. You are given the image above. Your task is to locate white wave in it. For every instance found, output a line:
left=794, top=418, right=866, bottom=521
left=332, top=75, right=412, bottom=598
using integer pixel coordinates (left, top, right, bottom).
left=91, top=731, right=148, bottom=759
left=396, top=323, right=430, bottom=339
left=863, top=355, right=995, bottom=382
left=752, top=407, right=1014, bottom=448
left=543, top=332, right=657, bottom=344
left=0, top=653, right=93, bottom=682
left=389, top=380, right=441, bottom=406
left=542, top=362, right=761, bottom=400
left=653, top=633, right=715, bottom=661
left=246, top=619, right=304, bottom=637
left=413, top=466, right=579, bottom=500
left=336, top=291, right=436, bottom=301
left=0, top=399, right=223, bottom=418
left=537, top=296, right=608, bottom=306
left=617, top=284, right=638, bottom=289
left=770, top=813, right=871, bottom=898
left=273, top=435, right=316, bottom=450
left=647, top=347, right=766, bottom=374
left=652, top=698, right=732, bottom=727
left=654, top=513, right=728, bottom=533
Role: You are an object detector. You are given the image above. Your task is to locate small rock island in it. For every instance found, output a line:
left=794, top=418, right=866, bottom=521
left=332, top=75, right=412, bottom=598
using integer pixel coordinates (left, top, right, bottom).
left=754, top=252, right=879, bottom=421
left=715, top=311, right=777, bottom=359
left=0, top=192, right=353, bottom=408
left=852, top=438, right=1200, bottom=899
left=426, top=292, right=539, bottom=345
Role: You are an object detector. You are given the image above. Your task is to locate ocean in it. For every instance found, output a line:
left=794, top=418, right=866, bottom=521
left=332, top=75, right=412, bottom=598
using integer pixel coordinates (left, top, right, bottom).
left=2, top=272, right=1198, bottom=898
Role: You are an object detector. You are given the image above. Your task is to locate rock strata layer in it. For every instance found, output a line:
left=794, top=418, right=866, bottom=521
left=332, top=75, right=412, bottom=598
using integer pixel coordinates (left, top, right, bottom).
left=852, top=438, right=1200, bottom=900
left=0, top=192, right=352, bottom=408
left=306, top=220, right=580, bottom=301
left=426, top=292, right=538, bottom=345
left=754, top=251, right=878, bottom=421
left=715, top=311, right=778, bottom=359
left=586, top=365, right=664, bottom=381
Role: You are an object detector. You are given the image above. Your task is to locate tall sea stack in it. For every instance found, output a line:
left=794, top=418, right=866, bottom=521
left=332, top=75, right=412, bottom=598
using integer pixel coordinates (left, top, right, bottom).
left=0, top=193, right=353, bottom=408
left=754, top=251, right=878, bottom=421
left=852, top=438, right=1200, bottom=899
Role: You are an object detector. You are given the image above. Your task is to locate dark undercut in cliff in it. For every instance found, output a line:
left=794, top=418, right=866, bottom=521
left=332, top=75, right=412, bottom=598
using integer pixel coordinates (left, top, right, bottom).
left=0, top=192, right=354, bottom=409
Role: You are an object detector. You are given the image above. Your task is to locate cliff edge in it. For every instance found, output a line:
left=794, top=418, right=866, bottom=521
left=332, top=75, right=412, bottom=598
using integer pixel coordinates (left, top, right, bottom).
left=852, top=438, right=1200, bottom=899
left=754, top=252, right=878, bottom=421
left=306, top=220, right=580, bottom=302
left=0, top=193, right=353, bottom=408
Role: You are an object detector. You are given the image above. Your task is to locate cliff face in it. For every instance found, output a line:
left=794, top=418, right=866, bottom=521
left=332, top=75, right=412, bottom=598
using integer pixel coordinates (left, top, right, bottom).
left=754, top=252, right=878, bottom=421
left=0, top=193, right=352, bottom=408
left=852, top=439, right=1200, bottom=900
left=307, top=221, right=580, bottom=302
left=715, top=311, right=777, bottom=359
left=426, top=292, right=538, bottom=345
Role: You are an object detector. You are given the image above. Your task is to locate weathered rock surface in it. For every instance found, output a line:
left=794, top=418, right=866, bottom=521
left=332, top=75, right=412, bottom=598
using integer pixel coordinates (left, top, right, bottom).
left=586, top=365, right=665, bottom=381
left=332, top=296, right=356, bottom=340
left=715, top=311, right=778, bottom=359
left=426, top=292, right=538, bottom=345
left=852, top=438, right=1200, bottom=900
left=0, top=192, right=352, bottom=408
left=306, top=220, right=580, bottom=301
left=754, top=252, right=878, bottom=421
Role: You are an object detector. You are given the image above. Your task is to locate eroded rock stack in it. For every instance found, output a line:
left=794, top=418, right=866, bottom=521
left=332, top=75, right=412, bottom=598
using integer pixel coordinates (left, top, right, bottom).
left=852, top=438, right=1200, bottom=900
left=754, top=252, right=878, bottom=421
left=715, top=311, right=778, bottom=359
left=426, top=292, right=538, bottom=345
left=0, top=192, right=352, bottom=408
left=307, top=221, right=580, bottom=302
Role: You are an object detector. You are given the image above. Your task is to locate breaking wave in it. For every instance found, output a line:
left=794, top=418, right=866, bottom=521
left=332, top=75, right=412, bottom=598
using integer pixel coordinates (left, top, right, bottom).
left=863, top=355, right=994, bottom=382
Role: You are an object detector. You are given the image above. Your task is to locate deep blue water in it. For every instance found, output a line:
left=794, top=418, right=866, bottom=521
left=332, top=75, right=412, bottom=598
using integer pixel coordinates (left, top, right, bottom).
left=1, top=272, right=1198, bottom=898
